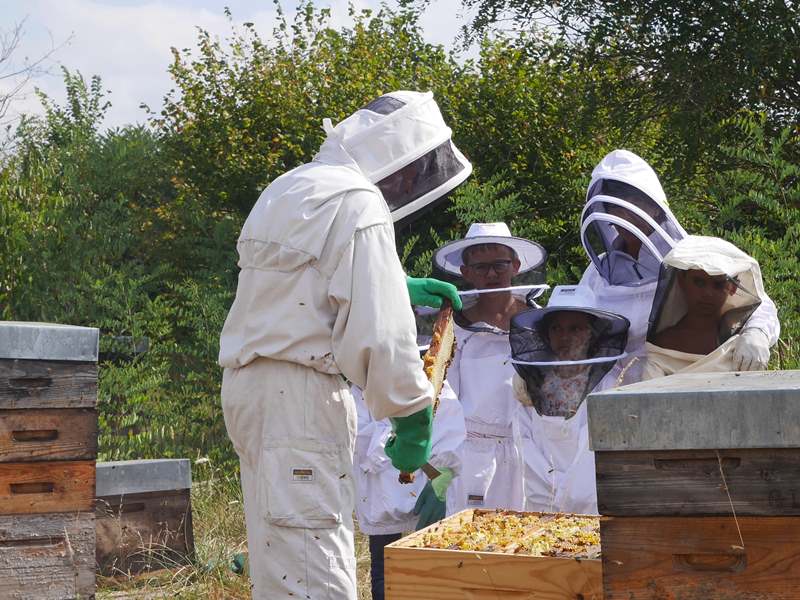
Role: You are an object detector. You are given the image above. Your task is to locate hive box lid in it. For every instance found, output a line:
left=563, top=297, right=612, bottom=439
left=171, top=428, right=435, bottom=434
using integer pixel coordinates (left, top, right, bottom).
left=96, top=459, right=192, bottom=497
left=588, top=370, right=800, bottom=451
left=0, top=321, right=99, bottom=362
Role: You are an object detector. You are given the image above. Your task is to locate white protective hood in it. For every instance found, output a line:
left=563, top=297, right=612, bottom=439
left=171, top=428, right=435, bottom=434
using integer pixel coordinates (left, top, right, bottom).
left=316, top=91, right=472, bottom=226
left=648, top=235, right=768, bottom=340
left=580, top=150, right=687, bottom=287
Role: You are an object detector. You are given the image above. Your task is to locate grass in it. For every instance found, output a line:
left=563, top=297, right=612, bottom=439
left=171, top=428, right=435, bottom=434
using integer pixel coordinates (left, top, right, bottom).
left=96, top=460, right=375, bottom=599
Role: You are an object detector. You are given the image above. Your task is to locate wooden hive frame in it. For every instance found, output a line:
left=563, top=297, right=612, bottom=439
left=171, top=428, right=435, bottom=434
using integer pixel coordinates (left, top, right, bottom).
left=385, top=509, right=603, bottom=600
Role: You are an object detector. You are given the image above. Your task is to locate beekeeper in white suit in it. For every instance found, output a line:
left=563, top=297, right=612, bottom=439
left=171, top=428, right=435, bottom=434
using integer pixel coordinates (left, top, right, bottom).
left=510, top=285, right=630, bottom=514
left=219, top=91, right=471, bottom=599
left=433, top=223, right=548, bottom=513
left=579, top=149, right=779, bottom=380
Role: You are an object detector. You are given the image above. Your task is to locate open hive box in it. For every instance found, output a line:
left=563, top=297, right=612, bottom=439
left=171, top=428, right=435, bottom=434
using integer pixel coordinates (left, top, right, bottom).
left=385, top=509, right=603, bottom=599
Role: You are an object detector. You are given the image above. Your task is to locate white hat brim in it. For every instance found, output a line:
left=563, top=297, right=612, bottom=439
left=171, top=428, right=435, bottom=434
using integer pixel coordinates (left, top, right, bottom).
left=434, top=235, right=547, bottom=276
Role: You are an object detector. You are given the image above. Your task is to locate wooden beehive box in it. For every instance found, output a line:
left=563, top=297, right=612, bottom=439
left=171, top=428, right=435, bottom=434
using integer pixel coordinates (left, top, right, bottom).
left=587, top=370, right=800, bottom=599
left=0, top=321, right=99, bottom=599
left=384, top=509, right=603, bottom=600
left=95, top=459, right=194, bottom=575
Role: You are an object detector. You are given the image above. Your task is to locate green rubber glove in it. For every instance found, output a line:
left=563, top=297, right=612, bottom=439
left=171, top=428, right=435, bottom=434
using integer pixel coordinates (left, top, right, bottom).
left=384, top=405, right=433, bottom=473
left=431, top=467, right=454, bottom=502
left=406, top=276, right=463, bottom=311
left=413, top=481, right=445, bottom=530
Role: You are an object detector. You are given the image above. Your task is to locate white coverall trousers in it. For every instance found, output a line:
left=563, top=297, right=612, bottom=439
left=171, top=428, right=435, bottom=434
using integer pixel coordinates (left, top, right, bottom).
left=222, top=358, right=358, bottom=599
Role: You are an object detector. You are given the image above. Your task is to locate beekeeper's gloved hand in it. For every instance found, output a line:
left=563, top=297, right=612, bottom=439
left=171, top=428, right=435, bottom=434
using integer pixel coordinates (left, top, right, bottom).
left=413, top=481, right=445, bottom=530
left=430, top=467, right=454, bottom=501
left=732, top=328, right=771, bottom=371
left=406, top=276, right=463, bottom=311
left=385, top=405, right=433, bottom=473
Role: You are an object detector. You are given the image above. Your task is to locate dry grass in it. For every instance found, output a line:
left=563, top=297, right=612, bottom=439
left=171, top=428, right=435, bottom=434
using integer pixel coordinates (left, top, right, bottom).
left=97, top=461, right=375, bottom=599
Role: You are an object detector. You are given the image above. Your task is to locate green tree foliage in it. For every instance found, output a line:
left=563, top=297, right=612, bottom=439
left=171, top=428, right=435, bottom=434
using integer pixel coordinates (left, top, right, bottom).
left=704, top=112, right=800, bottom=369
left=0, top=3, right=797, bottom=468
left=157, top=2, right=460, bottom=220
left=459, top=0, right=800, bottom=168
left=0, top=70, right=235, bottom=465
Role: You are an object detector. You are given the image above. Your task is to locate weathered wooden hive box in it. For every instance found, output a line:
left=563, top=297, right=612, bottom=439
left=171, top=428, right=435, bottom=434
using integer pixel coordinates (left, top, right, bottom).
left=588, top=370, right=800, bottom=600
left=95, top=458, right=194, bottom=575
left=384, top=509, right=602, bottom=599
left=0, top=321, right=99, bottom=599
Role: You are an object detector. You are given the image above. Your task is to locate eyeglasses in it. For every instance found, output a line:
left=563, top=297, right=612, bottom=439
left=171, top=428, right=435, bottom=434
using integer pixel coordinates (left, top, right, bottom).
left=465, top=260, right=513, bottom=276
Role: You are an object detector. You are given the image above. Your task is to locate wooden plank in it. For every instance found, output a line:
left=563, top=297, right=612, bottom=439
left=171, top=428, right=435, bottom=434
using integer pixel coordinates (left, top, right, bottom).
left=96, top=490, right=194, bottom=575
left=0, top=511, right=95, bottom=599
left=588, top=370, right=800, bottom=451
left=0, top=359, right=97, bottom=410
left=0, top=409, right=97, bottom=462
left=386, top=509, right=602, bottom=599
left=0, top=460, right=95, bottom=514
left=385, top=546, right=602, bottom=599
left=601, top=516, right=800, bottom=599
left=596, top=448, right=800, bottom=516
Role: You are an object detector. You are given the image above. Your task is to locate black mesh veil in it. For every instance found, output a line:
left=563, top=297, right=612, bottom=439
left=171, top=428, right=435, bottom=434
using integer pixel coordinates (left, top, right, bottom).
left=376, top=140, right=467, bottom=216
left=510, top=307, right=629, bottom=417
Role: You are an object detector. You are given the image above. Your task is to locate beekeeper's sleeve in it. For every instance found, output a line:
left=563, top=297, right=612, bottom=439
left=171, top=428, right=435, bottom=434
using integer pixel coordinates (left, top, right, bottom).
left=329, top=222, right=433, bottom=421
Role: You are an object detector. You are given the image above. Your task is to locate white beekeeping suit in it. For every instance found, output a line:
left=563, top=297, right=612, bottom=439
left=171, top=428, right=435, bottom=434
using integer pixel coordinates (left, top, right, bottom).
left=643, top=235, right=772, bottom=380
left=510, top=285, right=630, bottom=514
left=432, top=224, right=548, bottom=514
left=353, top=382, right=465, bottom=534
left=219, top=91, right=472, bottom=599
left=578, top=149, right=779, bottom=382
left=446, top=322, right=525, bottom=512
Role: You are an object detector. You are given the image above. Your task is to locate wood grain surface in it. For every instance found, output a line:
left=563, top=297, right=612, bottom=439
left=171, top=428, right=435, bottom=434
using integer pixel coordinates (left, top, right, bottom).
left=96, top=490, right=194, bottom=575
left=0, top=511, right=95, bottom=599
left=385, top=545, right=602, bottom=599
left=0, top=408, right=97, bottom=462
left=0, top=460, right=95, bottom=514
left=386, top=509, right=602, bottom=599
left=596, top=449, right=800, bottom=516
left=601, top=516, right=800, bottom=599
left=0, top=359, right=97, bottom=410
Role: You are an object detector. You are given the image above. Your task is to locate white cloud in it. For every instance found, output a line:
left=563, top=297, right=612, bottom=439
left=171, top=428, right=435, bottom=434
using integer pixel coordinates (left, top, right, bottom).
left=3, top=0, right=470, bottom=129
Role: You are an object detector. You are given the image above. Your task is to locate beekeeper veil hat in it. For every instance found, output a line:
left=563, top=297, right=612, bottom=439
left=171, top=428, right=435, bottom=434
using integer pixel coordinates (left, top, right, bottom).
left=319, top=91, right=472, bottom=226
left=647, top=235, right=766, bottom=344
left=510, top=285, right=629, bottom=417
left=581, top=150, right=687, bottom=287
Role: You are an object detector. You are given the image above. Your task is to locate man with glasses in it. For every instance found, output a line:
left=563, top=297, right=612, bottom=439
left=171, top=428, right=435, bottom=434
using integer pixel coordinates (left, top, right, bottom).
left=431, top=223, right=547, bottom=515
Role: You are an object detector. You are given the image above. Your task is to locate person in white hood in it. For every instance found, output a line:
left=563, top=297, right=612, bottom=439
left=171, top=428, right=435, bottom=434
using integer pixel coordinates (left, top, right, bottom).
left=643, top=235, right=771, bottom=379
left=579, top=149, right=779, bottom=380
left=432, top=222, right=548, bottom=513
left=352, top=380, right=464, bottom=600
left=218, top=91, right=471, bottom=599
left=510, top=285, right=629, bottom=514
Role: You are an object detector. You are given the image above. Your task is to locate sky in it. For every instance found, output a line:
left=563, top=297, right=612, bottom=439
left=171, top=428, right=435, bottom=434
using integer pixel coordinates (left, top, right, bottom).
left=2, top=0, right=474, bottom=128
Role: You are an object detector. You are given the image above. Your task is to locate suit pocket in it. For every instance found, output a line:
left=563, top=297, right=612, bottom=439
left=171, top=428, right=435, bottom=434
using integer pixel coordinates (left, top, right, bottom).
left=261, top=439, right=345, bottom=528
